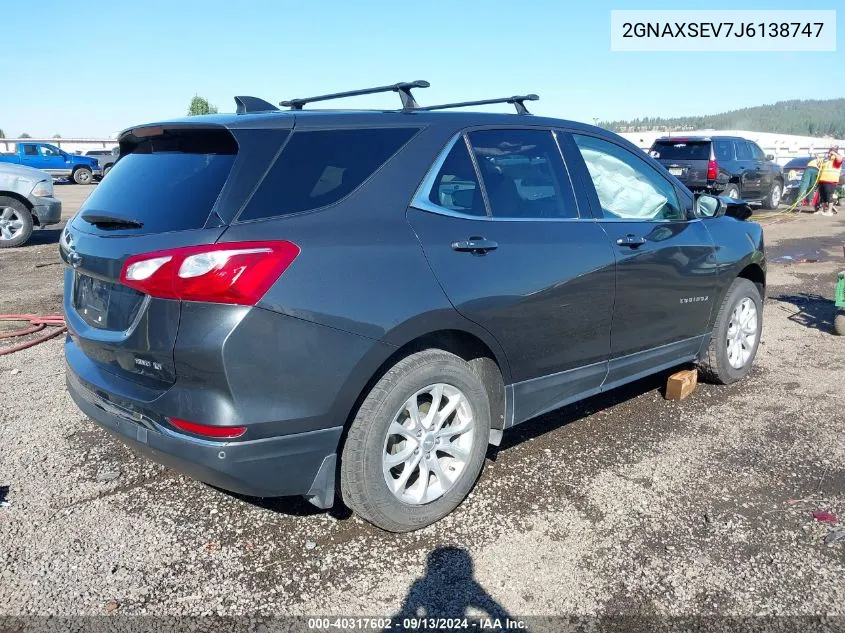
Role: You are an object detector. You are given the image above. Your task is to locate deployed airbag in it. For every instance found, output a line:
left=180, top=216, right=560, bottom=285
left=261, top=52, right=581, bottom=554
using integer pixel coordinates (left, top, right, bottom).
left=580, top=148, right=668, bottom=218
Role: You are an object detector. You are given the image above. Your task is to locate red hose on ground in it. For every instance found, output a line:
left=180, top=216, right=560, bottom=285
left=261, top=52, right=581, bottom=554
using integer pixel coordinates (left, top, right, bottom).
left=0, top=314, right=67, bottom=356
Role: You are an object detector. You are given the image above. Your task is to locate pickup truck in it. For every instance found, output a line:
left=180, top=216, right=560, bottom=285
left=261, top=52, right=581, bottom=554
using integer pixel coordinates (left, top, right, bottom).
left=0, top=142, right=101, bottom=184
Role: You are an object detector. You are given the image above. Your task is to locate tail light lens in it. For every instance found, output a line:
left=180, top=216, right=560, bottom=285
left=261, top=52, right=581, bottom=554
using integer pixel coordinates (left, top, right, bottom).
left=707, top=159, right=719, bottom=180
left=120, top=241, right=299, bottom=305
left=170, top=418, right=246, bottom=439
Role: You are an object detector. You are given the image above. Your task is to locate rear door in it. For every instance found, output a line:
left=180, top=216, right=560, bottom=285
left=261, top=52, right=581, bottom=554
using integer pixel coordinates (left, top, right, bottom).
left=566, top=132, right=717, bottom=386
left=61, top=125, right=290, bottom=388
left=748, top=141, right=772, bottom=195
left=649, top=139, right=711, bottom=189
left=733, top=140, right=760, bottom=198
left=407, top=128, right=616, bottom=421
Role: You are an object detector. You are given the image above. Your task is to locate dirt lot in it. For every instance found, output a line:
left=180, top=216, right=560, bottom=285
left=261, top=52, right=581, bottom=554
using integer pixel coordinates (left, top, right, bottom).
left=0, top=186, right=843, bottom=626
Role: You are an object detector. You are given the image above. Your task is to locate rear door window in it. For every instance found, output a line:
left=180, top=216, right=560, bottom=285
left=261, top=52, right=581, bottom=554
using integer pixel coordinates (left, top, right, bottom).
left=238, top=127, right=418, bottom=221
left=734, top=140, right=752, bottom=160
left=649, top=141, right=710, bottom=161
left=77, top=128, right=237, bottom=234
left=468, top=129, right=577, bottom=219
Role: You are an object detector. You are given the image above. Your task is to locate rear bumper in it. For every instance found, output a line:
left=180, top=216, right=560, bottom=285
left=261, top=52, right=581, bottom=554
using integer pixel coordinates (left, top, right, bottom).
left=31, top=196, right=62, bottom=226
left=66, top=365, right=342, bottom=500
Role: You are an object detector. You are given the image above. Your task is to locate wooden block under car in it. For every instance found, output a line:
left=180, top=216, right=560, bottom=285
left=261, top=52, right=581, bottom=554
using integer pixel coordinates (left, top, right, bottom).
left=665, top=369, right=698, bottom=401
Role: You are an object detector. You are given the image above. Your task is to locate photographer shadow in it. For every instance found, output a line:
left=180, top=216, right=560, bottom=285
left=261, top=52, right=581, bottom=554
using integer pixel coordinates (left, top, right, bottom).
left=384, top=546, right=517, bottom=632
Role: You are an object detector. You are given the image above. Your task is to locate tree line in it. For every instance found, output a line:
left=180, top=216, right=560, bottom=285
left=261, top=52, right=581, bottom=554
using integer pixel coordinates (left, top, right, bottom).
left=599, top=99, right=845, bottom=138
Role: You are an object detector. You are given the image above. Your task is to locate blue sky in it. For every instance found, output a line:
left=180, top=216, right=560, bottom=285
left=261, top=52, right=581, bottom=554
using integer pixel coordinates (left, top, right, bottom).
left=0, top=0, right=841, bottom=137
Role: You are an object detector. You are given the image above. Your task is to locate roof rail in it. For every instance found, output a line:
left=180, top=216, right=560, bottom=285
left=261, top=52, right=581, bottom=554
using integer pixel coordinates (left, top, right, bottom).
left=419, top=94, right=539, bottom=115
left=234, top=96, right=280, bottom=114
left=279, top=80, right=430, bottom=111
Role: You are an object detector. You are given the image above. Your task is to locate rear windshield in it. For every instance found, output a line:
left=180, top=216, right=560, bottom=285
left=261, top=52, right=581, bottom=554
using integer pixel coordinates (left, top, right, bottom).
left=237, top=127, right=418, bottom=222
left=649, top=141, right=710, bottom=161
left=77, top=129, right=237, bottom=233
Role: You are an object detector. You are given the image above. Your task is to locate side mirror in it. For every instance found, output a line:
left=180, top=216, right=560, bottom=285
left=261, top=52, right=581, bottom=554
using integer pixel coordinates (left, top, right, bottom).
left=695, top=194, right=725, bottom=218
left=766, top=154, right=774, bottom=161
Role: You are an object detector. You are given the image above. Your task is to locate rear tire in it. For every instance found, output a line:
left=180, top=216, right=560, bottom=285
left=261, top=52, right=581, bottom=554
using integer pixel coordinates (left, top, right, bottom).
left=72, top=167, right=92, bottom=185
left=722, top=184, right=740, bottom=200
left=762, top=181, right=782, bottom=209
left=340, top=349, right=490, bottom=532
left=699, top=278, right=763, bottom=384
left=0, top=196, right=34, bottom=248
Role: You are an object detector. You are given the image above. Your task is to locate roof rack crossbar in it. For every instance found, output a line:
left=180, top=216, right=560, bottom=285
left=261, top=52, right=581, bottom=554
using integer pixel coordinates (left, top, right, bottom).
left=419, top=94, right=539, bottom=115
left=234, top=96, right=280, bottom=114
left=280, top=80, right=430, bottom=111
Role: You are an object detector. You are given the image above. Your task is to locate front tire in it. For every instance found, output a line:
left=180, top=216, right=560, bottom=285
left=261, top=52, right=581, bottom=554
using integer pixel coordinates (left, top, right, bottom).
left=835, top=310, right=845, bottom=336
left=72, top=167, right=93, bottom=185
left=762, top=181, right=782, bottom=210
left=0, top=196, right=34, bottom=248
left=699, top=278, right=763, bottom=384
left=340, top=349, right=491, bottom=532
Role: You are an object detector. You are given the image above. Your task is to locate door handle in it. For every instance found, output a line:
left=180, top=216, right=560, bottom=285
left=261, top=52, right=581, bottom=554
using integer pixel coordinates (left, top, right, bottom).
left=451, top=237, right=498, bottom=255
left=616, top=234, right=647, bottom=248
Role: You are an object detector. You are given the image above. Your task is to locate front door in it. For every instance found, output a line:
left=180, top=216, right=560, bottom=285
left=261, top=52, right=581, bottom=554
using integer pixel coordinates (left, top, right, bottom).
left=407, top=129, right=616, bottom=422
left=566, top=132, right=717, bottom=386
left=38, top=144, right=66, bottom=176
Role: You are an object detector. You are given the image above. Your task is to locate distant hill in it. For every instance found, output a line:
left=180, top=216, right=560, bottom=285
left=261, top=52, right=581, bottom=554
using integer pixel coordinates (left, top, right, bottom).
left=600, top=99, right=845, bottom=138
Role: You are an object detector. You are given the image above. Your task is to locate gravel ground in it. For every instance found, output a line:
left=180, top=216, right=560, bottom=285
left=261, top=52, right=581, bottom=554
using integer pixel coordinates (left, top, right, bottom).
left=0, top=187, right=843, bottom=627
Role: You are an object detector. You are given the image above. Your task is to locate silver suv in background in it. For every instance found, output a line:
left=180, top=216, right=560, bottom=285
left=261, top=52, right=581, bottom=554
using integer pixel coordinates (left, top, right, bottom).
left=85, top=148, right=119, bottom=178
left=0, top=163, right=62, bottom=247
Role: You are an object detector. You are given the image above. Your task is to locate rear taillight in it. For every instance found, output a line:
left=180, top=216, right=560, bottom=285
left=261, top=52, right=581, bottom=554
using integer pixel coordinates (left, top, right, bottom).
left=170, top=418, right=246, bottom=439
left=120, top=241, right=299, bottom=305
left=707, top=159, right=719, bottom=180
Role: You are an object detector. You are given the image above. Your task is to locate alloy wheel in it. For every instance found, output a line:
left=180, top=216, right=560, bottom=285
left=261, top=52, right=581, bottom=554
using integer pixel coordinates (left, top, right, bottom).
left=382, top=383, right=475, bottom=505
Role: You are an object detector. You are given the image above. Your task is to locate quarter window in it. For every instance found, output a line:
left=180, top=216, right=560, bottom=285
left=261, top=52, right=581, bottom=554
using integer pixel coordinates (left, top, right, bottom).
left=468, top=129, right=577, bottom=219
left=573, top=134, right=685, bottom=221
left=239, top=127, right=418, bottom=221
left=714, top=140, right=733, bottom=161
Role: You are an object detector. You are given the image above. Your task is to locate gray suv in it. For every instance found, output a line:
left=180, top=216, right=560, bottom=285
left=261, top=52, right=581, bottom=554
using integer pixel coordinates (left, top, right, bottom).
left=62, top=82, right=766, bottom=532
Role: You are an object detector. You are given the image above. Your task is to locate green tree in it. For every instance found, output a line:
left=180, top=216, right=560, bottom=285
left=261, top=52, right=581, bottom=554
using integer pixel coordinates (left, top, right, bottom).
left=187, top=95, right=218, bottom=116
left=52, top=134, right=62, bottom=139
left=19, top=133, right=31, bottom=138
left=0, top=129, right=5, bottom=139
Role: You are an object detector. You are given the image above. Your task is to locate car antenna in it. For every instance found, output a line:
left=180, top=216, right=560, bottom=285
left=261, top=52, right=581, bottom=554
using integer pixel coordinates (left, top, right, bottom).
left=419, top=94, right=539, bottom=115
left=280, top=81, right=430, bottom=111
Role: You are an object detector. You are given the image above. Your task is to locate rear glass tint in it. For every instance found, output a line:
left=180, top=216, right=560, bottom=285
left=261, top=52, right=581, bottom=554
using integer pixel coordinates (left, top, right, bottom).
left=649, top=141, right=710, bottom=161
left=78, top=129, right=236, bottom=233
left=238, top=127, right=418, bottom=221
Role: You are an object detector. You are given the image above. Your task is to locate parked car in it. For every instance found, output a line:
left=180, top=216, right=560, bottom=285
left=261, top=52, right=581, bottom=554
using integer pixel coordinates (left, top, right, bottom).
left=0, top=163, right=62, bottom=247
left=62, top=84, right=766, bottom=532
left=0, top=142, right=101, bottom=184
left=84, top=148, right=119, bottom=178
left=781, top=155, right=845, bottom=206
left=649, top=136, right=784, bottom=209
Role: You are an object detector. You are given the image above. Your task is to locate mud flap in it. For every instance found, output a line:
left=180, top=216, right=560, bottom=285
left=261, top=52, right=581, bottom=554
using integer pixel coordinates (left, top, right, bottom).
left=305, top=453, right=337, bottom=509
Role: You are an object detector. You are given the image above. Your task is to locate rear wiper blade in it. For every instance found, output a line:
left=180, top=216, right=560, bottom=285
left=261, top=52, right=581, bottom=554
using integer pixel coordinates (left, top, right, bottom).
left=80, top=211, right=144, bottom=230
